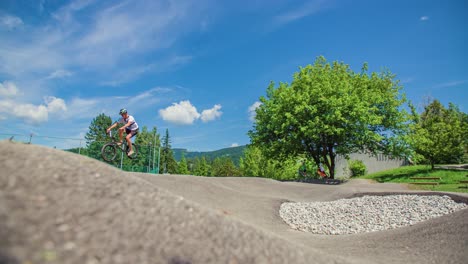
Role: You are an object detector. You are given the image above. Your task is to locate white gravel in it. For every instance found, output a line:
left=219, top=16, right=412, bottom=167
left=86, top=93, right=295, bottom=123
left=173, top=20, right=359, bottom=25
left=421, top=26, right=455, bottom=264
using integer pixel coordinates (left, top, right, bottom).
left=279, top=195, right=467, bottom=235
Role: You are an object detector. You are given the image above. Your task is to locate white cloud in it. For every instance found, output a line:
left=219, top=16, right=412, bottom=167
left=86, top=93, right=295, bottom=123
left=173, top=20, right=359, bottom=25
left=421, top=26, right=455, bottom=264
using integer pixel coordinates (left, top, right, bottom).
left=420, top=16, right=429, bottom=21
left=52, top=0, right=95, bottom=24
left=100, top=56, right=192, bottom=86
left=0, top=82, right=67, bottom=124
left=63, top=97, right=107, bottom=119
left=46, top=69, right=73, bottom=79
left=0, top=14, right=23, bottom=30
left=248, top=101, right=262, bottom=121
left=0, top=0, right=209, bottom=83
left=74, top=1, right=203, bottom=68
left=100, top=64, right=156, bottom=87
left=0, top=100, right=49, bottom=125
left=159, top=100, right=223, bottom=125
left=45, top=96, right=67, bottom=113
left=274, top=0, right=330, bottom=26
left=159, top=100, right=201, bottom=125
left=0, top=81, right=20, bottom=97
left=0, top=31, right=68, bottom=77
left=128, top=87, right=170, bottom=106
left=231, top=143, right=239, bottom=147
left=432, top=80, right=466, bottom=89
left=201, top=104, right=222, bottom=122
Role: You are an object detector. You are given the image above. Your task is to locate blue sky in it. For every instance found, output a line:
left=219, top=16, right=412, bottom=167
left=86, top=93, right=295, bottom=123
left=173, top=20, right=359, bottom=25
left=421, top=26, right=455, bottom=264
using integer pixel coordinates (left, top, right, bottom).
left=0, top=0, right=467, bottom=151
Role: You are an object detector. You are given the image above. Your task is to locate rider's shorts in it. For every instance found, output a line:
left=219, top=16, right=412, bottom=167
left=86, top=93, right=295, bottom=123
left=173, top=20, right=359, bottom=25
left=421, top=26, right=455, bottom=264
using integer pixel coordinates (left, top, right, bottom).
left=126, top=128, right=139, bottom=138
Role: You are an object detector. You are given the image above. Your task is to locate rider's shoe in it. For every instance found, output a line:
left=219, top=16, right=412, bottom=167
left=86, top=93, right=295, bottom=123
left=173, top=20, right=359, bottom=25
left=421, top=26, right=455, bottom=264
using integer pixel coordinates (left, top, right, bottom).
left=117, top=141, right=123, bottom=146
left=127, top=150, right=134, bottom=156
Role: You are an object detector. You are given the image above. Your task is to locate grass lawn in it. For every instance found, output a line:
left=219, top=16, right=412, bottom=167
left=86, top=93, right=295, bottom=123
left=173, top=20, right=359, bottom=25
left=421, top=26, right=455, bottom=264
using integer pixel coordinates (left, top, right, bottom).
left=359, top=165, right=468, bottom=193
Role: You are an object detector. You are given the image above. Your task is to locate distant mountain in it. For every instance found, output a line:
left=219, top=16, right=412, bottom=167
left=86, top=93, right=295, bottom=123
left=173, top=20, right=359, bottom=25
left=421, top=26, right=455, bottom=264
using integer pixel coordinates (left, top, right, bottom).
left=173, top=145, right=247, bottom=165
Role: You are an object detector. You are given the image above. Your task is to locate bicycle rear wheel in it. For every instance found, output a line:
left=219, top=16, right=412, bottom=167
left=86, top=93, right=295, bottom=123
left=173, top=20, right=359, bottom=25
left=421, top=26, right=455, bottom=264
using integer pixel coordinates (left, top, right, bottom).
left=101, top=143, right=118, bottom=162
left=126, top=143, right=138, bottom=159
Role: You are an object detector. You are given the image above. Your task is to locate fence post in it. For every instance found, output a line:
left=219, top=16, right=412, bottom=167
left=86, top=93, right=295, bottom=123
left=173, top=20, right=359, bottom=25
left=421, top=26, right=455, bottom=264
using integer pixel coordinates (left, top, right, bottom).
left=152, top=145, right=156, bottom=173
left=157, top=147, right=161, bottom=174
left=120, top=151, right=123, bottom=169
left=152, top=131, right=157, bottom=174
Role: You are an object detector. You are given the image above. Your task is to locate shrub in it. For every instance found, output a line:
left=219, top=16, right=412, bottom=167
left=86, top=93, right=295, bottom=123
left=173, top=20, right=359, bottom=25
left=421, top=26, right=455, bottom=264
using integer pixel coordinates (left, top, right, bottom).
left=349, top=159, right=367, bottom=177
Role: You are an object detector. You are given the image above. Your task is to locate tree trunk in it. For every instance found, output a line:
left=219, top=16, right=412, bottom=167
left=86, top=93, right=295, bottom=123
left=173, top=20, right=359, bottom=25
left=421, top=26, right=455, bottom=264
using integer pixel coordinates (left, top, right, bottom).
left=329, top=155, right=335, bottom=179
left=327, top=144, right=335, bottom=179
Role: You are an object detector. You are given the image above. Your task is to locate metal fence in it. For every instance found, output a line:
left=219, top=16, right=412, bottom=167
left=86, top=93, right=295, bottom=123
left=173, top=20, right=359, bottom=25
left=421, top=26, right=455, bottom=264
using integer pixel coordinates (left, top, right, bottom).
left=2, top=133, right=409, bottom=177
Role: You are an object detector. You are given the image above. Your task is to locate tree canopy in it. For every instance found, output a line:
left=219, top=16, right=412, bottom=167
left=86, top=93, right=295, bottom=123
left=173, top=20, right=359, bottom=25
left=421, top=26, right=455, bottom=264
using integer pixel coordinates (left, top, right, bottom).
left=211, top=157, right=239, bottom=176
left=409, top=99, right=467, bottom=169
left=84, top=113, right=113, bottom=161
left=249, top=56, right=408, bottom=178
left=177, top=154, right=189, bottom=174
left=192, top=156, right=210, bottom=176
left=161, top=129, right=177, bottom=173
left=85, top=113, right=113, bottom=147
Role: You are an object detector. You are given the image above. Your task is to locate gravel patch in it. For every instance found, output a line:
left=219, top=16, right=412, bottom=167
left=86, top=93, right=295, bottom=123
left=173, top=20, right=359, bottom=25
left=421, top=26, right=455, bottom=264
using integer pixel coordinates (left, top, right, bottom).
left=280, top=195, right=467, bottom=235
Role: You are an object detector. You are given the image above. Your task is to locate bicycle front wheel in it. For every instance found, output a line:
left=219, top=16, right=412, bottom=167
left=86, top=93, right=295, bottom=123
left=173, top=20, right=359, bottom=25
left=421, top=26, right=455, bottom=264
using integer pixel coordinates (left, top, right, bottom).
left=101, top=143, right=118, bottom=162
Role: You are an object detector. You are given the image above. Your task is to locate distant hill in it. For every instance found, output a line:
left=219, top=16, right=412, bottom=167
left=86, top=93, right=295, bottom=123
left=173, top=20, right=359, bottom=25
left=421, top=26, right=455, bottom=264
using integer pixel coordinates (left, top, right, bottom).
left=173, top=145, right=247, bottom=165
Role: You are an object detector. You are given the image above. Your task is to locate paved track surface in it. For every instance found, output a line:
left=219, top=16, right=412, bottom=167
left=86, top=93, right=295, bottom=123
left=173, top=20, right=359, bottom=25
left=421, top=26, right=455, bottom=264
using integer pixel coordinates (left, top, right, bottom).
left=1, top=142, right=467, bottom=264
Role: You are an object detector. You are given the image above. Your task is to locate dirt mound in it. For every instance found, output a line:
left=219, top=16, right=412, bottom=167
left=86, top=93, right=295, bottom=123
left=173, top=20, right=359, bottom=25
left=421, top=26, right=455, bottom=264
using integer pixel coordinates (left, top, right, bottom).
left=0, top=141, right=342, bottom=264
left=2, top=141, right=467, bottom=264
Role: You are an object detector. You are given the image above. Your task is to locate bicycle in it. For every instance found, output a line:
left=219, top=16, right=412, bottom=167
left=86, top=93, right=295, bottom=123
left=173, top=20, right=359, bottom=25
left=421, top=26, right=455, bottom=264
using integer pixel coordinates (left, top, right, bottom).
left=101, top=130, right=138, bottom=162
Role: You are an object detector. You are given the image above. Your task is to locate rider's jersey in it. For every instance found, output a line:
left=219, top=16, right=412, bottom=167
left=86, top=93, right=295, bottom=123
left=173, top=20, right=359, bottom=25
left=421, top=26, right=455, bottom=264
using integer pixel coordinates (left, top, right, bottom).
left=118, top=115, right=139, bottom=131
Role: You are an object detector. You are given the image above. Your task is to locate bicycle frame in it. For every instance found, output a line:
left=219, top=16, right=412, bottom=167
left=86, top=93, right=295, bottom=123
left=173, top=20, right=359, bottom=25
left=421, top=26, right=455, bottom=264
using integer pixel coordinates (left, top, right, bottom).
left=107, top=131, right=126, bottom=148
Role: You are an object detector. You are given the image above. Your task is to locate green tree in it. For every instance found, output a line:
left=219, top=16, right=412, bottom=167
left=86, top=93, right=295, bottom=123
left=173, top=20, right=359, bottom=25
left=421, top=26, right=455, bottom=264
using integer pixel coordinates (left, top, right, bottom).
left=161, top=129, right=177, bottom=173
left=177, top=154, right=189, bottom=174
left=239, top=145, right=278, bottom=178
left=239, top=145, right=300, bottom=180
left=84, top=113, right=113, bottom=161
left=191, top=157, right=200, bottom=175
left=249, top=56, right=407, bottom=178
left=239, top=145, right=262, bottom=177
left=131, top=126, right=161, bottom=172
left=211, top=157, right=239, bottom=176
left=193, top=156, right=210, bottom=176
left=448, top=103, right=468, bottom=163
left=409, top=100, right=466, bottom=169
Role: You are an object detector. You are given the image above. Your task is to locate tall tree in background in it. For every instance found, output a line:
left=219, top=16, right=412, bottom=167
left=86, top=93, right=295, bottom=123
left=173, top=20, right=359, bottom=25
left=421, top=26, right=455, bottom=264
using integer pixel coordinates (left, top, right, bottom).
left=249, top=56, right=407, bottom=178
left=85, top=113, right=113, bottom=160
left=177, top=154, right=189, bottom=174
left=211, top=157, right=239, bottom=176
left=460, top=105, right=468, bottom=162
left=409, top=100, right=466, bottom=169
left=161, top=129, right=177, bottom=173
left=192, top=156, right=210, bottom=176
left=239, top=145, right=265, bottom=177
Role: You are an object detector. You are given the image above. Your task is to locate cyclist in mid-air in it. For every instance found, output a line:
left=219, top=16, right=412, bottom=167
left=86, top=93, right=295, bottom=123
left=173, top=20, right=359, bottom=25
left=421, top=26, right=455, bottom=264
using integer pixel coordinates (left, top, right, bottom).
left=106, top=108, right=139, bottom=156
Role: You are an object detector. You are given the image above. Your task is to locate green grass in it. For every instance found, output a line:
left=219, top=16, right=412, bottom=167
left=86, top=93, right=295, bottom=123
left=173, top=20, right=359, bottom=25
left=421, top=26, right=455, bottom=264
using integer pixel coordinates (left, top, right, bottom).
left=359, top=165, right=468, bottom=193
